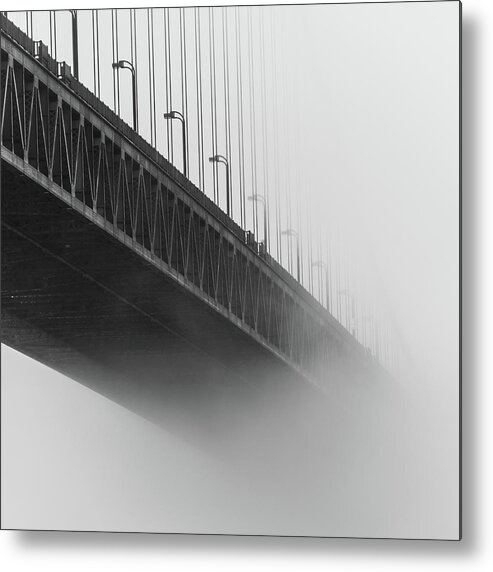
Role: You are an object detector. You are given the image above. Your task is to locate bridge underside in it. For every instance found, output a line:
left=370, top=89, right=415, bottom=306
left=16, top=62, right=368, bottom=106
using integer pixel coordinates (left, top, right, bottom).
left=1, top=161, right=337, bottom=450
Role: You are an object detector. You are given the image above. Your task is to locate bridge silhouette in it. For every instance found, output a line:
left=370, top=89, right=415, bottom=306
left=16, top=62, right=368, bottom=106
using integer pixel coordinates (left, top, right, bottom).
left=1, top=11, right=386, bottom=438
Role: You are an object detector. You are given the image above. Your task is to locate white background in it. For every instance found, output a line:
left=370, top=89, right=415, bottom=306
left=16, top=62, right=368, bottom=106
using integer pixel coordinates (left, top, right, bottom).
left=0, top=0, right=489, bottom=570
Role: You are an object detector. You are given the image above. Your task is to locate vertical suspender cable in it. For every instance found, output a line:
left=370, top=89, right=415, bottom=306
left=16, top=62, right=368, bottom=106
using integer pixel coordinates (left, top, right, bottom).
left=194, top=8, right=203, bottom=191
left=151, top=9, right=157, bottom=147
left=328, top=227, right=333, bottom=315
left=212, top=10, right=219, bottom=205
left=196, top=8, right=205, bottom=194
left=318, top=235, right=323, bottom=304
left=184, top=10, right=190, bottom=180
left=163, top=8, right=174, bottom=162
left=277, top=10, right=290, bottom=268
left=286, top=97, right=292, bottom=276
left=180, top=8, right=190, bottom=177
left=284, top=19, right=293, bottom=274
left=248, top=9, right=258, bottom=237
left=130, top=9, right=134, bottom=69
left=147, top=9, right=152, bottom=145
left=96, top=11, right=101, bottom=97
left=345, top=245, right=351, bottom=330
left=285, top=163, right=291, bottom=274
left=115, top=10, right=120, bottom=115
left=133, top=10, right=138, bottom=130
left=92, top=11, right=97, bottom=93
left=308, top=194, right=313, bottom=294
left=336, top=227, right=342, bottom=322
left=180, top=9, right=186, bottom=141
left=298, top=199, right=303, bottom=285
left=147, top=9, right=154, bottom=146
left=235, top=7, right=246, bottom=229
left=49, top=11, right=53, bottom=57
left=92, top=11, right=97, bottom=95
left=222, top=7, right=232, bottom=220
left=295, top=66, right=304, bottom=283
left=53, top=11, right=56, bottom=57
left=280, top=9, right=290, bottom=268
left=167, top=9, right=173, bottom=162
left=53, top=12, right=57, bottom=62
left=130, top=9, right=135, bottom=133
left=259, top=9, right=269, bottom=247
left=166, top=8, right=174, bottom=163
left=208, top=8, right=218, bottom=205
left=163, top=9, right=170, bottom=160
left=270, top=7, right=281, bottom=263
left=91, top=10, right=101, bottom=98
left=112, top=10, right=117, bottom=113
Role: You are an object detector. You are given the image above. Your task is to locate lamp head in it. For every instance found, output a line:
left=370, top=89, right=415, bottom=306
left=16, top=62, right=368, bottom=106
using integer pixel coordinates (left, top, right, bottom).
left=282, top=228, right=297, bottom=237
left=248, top=194, right=265, bottom=203
left=163, top=111, right=176, bottom=119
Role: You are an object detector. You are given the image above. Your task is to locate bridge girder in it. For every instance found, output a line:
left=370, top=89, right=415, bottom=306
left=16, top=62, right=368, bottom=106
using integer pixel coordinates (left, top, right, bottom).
left=1, top=20, right=375, bottom=416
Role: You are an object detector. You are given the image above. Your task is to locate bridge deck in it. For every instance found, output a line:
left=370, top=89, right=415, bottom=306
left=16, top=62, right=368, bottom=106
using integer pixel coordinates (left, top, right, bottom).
left=1, top=16, right=378, bottom=433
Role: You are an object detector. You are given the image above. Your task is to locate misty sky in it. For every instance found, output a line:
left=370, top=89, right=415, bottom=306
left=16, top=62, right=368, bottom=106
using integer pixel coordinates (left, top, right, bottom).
left=1, top=1, right=460, bottom=539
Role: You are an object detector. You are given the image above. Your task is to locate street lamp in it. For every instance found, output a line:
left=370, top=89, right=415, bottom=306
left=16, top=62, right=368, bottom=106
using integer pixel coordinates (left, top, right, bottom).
left=112, top=60, right=138, bottom=132
left=361, top=314, right=375, bottom=356
left=312, top=260, right=330, bottom=311
left=339, top=289, right=357, bottom=335
left=209, top=154, right=231, bottom=217
left=281, top=228, right=300, bottom=282
left=163, top=111, right=187, bottom=177
left=58, top=10, right=79, bottom=79
left=248, top=194, right=268, bottom=253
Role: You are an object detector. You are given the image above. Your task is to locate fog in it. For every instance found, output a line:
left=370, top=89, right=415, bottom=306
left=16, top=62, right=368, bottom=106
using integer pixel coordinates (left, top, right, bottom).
left=1, top=2, right=460, bottom=538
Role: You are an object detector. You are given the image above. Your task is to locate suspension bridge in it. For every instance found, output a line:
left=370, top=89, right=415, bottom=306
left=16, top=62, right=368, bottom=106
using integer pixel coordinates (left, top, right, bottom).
left=1, top=9, right=393, bottom=434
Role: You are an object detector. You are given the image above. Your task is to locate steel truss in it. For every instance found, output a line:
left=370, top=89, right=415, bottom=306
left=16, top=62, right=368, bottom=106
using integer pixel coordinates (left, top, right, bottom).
left=1, top=24, right=368, bottom=384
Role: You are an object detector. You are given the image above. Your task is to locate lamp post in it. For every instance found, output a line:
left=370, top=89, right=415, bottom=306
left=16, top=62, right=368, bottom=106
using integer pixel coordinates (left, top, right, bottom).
left=248, top=194, right=268, bottom=253
left=281, top=228, right=300, bottom=282
left=163, top=111, right=187, bottom=177
left=209, top=154, right=230, bottom=217
left=339, top=289, right=357, bottom=335
left=111, top=60, right=138, bottom=132
left=360, top=315, right=373, bottom=355
left=312, top=260, right=330, bottom=311
left=69, top=10, right=78, bottom=79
